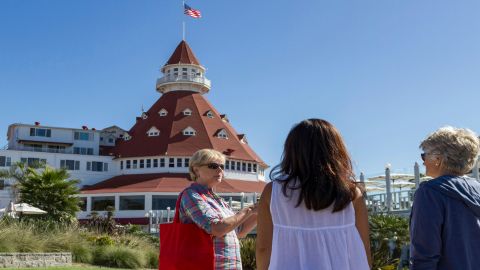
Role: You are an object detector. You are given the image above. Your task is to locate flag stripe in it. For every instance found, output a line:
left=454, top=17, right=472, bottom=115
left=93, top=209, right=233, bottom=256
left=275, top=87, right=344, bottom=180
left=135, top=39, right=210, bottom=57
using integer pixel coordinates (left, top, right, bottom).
left=184, top=4, right=201, bottom=18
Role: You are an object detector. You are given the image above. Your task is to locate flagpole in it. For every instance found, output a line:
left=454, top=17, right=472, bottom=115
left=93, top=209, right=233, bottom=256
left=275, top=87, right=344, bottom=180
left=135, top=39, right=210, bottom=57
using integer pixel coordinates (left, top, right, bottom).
left=182, top=0, right=186, bottom=40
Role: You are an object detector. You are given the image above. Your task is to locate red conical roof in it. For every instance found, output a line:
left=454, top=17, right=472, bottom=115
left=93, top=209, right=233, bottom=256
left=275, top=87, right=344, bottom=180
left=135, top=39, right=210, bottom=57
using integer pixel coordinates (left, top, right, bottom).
left=110, top=91, right=266, bottom=166
left=165, top=40, right=201, bottom=66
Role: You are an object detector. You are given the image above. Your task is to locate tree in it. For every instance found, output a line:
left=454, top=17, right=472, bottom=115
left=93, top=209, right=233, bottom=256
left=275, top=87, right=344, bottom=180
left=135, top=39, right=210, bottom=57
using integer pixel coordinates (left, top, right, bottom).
left=0, top=161, right=45, bottom=204
left=19, top=166, right=81, bottom=223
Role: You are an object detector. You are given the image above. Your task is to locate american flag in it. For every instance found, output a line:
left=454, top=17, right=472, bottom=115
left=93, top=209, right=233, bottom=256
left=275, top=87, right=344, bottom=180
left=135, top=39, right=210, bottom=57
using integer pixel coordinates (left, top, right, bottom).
left=184, top=4, right=201, bottom=18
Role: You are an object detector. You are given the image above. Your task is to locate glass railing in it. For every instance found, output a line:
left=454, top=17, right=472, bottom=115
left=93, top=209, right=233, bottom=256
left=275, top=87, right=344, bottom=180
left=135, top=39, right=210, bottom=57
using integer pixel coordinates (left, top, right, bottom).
left=156, top=75, right=211, bottom=87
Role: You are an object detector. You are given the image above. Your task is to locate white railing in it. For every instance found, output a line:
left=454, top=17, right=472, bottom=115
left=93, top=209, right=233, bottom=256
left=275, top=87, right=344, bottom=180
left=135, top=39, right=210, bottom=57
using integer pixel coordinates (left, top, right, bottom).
left=156, top=75, right=211, bottom=87
left=7, top=145, right=74, bottom=154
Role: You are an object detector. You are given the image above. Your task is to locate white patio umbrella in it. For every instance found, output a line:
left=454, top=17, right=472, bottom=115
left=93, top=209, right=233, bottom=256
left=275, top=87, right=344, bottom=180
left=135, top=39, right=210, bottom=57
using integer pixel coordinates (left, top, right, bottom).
left=391, top=180, right=416, bottom=191
left=365, top=186, right=385, bottom=193
left=368, top=173, right=415, bottom=182
left=0, top=203, right=47, bottom=215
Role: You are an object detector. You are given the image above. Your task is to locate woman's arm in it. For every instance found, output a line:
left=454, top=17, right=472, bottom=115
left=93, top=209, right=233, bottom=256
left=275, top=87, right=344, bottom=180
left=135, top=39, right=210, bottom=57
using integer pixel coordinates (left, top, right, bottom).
left=353, top=187, right=372, bottom=268
left=236, top=212, right=258, bottom=238
left=256, top=182, right=273, bottom=270
left=210, top=205, right=256, bottom=237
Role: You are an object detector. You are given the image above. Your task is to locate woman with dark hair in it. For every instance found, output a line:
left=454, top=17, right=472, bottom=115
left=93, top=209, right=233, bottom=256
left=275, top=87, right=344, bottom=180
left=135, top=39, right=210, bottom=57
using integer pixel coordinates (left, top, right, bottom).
left=256, top=119, right=371, bottom=270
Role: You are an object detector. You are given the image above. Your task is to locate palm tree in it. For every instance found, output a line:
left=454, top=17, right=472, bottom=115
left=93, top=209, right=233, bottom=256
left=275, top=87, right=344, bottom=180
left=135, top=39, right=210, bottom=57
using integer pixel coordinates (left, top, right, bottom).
left=18, top=165, right=81, bottom=222
left=0, top=161, right=44, bottom=204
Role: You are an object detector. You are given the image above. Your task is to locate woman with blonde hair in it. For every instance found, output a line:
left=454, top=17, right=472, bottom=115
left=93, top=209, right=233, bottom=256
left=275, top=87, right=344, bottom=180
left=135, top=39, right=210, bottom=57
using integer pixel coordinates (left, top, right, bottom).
left=410, top=126, right=480, bottom=270
left=256, top=119, right=371, bottom=270
left=179, top=149, right=258, bottom=269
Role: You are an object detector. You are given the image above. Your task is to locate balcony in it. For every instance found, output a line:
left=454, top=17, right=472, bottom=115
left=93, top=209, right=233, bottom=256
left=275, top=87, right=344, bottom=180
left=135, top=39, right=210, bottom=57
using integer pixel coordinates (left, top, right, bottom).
left=156, top=75, right=211, bottom=88
left=8, top=145, right=74, bottom=154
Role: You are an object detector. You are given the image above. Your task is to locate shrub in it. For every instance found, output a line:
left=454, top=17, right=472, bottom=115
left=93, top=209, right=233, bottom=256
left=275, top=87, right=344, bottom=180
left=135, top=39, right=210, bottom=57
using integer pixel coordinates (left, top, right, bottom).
left=93, top=246, right=145, bottom=269
left=369, top=214, right=410, bottom=270
left=240, top=237, right=256, bottom=270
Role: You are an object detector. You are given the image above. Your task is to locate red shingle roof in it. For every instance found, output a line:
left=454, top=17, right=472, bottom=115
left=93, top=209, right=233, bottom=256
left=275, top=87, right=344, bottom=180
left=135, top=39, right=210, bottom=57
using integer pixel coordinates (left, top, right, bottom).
left=109, top=91, right=266, bottom=166
left=81, top=173, right=267, bottom=194
left=165, top=40, right=201, bottom=66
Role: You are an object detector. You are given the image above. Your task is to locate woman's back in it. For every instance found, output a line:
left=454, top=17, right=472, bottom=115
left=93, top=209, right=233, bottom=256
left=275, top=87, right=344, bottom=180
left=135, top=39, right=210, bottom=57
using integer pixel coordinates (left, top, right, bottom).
left=269, top=180, right=369, bottom=270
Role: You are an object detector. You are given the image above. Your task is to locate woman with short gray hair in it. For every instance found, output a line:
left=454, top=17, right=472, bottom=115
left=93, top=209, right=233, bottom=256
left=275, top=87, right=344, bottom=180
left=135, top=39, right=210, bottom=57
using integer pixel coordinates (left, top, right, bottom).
left=410, top=126, right=480, bottom=270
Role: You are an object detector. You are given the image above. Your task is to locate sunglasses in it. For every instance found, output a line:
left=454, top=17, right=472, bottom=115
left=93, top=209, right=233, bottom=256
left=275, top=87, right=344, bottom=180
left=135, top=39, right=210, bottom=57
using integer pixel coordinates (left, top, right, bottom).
left=204, top=163, right=225, bottom=170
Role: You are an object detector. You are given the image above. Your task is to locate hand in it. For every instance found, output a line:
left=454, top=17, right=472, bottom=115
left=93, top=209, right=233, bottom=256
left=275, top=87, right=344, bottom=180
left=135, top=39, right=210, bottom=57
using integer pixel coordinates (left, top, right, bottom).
left=248, top=203, right=259, bottom=215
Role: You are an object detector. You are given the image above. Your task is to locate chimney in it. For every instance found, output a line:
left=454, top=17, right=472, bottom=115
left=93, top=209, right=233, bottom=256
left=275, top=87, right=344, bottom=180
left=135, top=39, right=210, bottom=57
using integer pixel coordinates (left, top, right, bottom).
left=34, top=122, right=40, bottom=126
left=82, top=126, right=88, bottom=130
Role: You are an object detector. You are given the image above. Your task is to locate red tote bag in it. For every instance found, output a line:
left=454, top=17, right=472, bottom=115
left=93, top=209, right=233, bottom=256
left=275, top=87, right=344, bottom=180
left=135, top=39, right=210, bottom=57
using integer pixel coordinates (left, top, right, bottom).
left=159, top=191, right=215, bottom=270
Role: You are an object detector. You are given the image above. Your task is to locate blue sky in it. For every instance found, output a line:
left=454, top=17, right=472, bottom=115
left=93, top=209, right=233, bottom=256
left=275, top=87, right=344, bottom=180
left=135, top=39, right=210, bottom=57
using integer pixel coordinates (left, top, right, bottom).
left=1, top=0, right=480, bottom=177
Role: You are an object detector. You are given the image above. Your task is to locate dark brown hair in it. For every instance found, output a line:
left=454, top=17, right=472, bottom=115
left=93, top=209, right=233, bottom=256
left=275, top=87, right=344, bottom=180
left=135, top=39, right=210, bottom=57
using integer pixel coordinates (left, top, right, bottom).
left=270, top=119, right=357, bottom=212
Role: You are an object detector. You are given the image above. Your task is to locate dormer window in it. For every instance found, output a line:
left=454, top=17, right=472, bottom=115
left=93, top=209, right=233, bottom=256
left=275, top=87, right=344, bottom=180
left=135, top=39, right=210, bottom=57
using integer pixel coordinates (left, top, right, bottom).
left=159, top=109, right=168, bottom=117
left=238, top=134, right=248, bottom=144
left=183, top=127, right=196, bottom=136
left=206, top=110, right=214, bottom=118
left=147, top=127, right=160, bottom=137
left=220, top=114, right=229, bottom=123
left=141, top=112, right=148, bottom=119
left=183, top=108, right=192, bottom=116
left=217, top=129, right=228, bottom=139
left=124, top=133, right=132, bottom=141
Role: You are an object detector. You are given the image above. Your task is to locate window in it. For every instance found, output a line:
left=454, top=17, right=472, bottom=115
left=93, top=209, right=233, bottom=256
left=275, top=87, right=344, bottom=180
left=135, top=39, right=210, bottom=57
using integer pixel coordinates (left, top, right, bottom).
left=217, top=129, right=228, bottom=139
left=20, top=158, right=47, bottom=167
left=152, top=195, right=178, bottom=210
left=231, top=161, right=236, bottom=171
left=159, top=109, right=168, bottom=117
left=91, top=196, right=115, bottom=211
left=177, top=158, right=182, bottom=167
left=139, top=159, right=144, bottom=169
left=242, top=162, right=246, bottom=172
left=191, top=68, right=198, bottom=77
left=147, top=127, right=160, bottom=137
left=146, top=159, right=151, bottom=168
left=160, top=158, right=165, bottom=167
left=173, top=68, right=178, bottom=77
left=153, top=159, right=158, bottom=168
left=183, top=109, right=192, bottom=116
left=25, top=143, right=42, bottom=152
left=126, top=160, right=131, bottom=169
left=60, top=160, right=80, bottom=171
left=226, top=160, right=230, bottom=170
left=184, top=158, right=190, bottom=167
left=74, top=131, right=93, bottom=141
left=79, top=197, right=87, bottom=211
left=237, top=162, right=241, bottom=171
left=169, top=158, right=175, bottom=168
left=120, top=161, right=124, bottom=170
left=73, top=147, right=94, bottom=155
left=141, top=112, right=148, bottom=119
left=124, top=134, right=132, bottom=141
left=87, top=161, right=108, bottom=172
left=183, top=127, right=196, bottom=136
left=253, top=164, right=257, bottom=173
left=0, top=156, right=11, bottom=167
left=120, top=196, right=145, bottom=210
left=108, top=138, right=114, bottom=143
left=206, top=111, right=214, bottom=118
left=30, top=128, right=51, bottom=137
left=48, top=145, right=65, bottom=153
left=132, top=160, right=138, bottom=169
left=247, top=163, right=252, bottom=172
left=182, top=68, right=188, bottom=79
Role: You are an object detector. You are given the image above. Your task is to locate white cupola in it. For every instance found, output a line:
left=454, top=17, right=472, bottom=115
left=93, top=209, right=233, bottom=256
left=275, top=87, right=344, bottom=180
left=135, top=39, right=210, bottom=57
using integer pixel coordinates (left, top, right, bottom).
left=156, top=41, right=211, bottom=95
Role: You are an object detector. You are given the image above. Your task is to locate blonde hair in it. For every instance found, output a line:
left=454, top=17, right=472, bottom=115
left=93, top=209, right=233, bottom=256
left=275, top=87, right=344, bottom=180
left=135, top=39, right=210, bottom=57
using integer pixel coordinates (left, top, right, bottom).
left=189, top=149, right=226, bottom=181
left=420, top=126, right=480, bottom=175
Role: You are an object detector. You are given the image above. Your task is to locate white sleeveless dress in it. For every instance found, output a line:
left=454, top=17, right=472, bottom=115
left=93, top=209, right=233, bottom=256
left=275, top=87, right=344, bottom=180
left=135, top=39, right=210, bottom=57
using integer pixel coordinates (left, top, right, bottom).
left=269, top=181, right=370, bottom=270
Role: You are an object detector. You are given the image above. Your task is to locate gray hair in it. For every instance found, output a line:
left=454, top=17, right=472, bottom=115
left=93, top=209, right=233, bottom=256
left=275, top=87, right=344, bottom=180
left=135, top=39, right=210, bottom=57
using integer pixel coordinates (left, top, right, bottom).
left=189, top=149, right=226, bottom=181
left=420, top=126, right=480, bottom=175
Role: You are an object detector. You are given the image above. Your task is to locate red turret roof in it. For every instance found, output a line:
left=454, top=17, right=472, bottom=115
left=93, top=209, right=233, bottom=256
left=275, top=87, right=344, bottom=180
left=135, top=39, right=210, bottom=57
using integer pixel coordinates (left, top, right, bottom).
left=109, top=91, right=266, bottom=166
left=165, top=40, right=201, bottom=66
